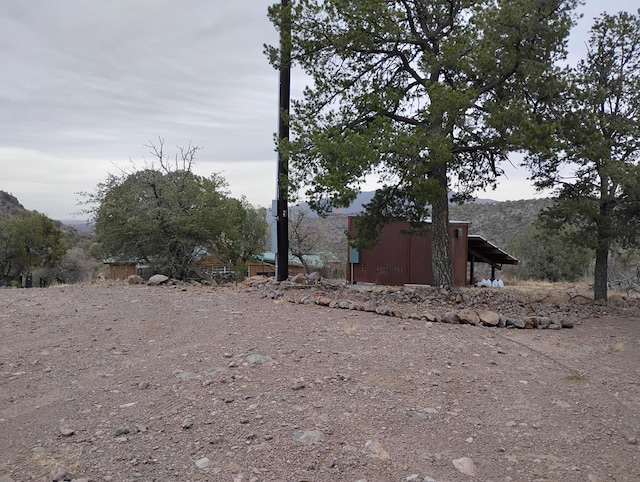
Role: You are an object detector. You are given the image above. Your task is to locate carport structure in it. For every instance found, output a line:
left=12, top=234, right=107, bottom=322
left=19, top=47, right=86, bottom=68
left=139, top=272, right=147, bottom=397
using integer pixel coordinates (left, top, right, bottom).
left=467, top=235, right=519, bottom=283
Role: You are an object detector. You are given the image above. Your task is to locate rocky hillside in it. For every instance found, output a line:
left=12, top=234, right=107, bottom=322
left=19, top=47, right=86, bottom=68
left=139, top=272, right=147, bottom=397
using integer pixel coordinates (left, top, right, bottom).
left=0, top=190, right=26, bottom=222
left=449, top=198, right=553, bottom=248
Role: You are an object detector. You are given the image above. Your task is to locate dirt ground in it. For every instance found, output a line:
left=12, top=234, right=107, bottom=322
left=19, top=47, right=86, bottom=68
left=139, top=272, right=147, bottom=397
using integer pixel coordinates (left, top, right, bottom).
left=0, top=282, right=638, bottom=482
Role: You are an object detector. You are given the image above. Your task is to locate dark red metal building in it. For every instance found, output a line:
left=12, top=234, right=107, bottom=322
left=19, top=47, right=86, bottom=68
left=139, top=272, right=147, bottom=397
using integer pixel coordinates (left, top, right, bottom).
left=347, top=217, right=470, bottom=286
left=347, top=217, right=518, bottom=287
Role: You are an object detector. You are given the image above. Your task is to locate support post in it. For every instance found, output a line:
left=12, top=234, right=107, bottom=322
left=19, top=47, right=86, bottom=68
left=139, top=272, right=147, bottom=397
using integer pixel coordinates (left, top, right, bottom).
left=469, top=256, right=475, bottom=286
left=276, top=0, right=291, bottom=281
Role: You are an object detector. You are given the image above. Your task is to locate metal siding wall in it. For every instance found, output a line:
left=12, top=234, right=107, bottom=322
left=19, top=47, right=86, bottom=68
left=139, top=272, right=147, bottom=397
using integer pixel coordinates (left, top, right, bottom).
left=450, top=223, right=468, bottom=286
left=348, top=217, right=469, bottom=286
left=409, top=227, right=433, bottom=284
left=349, top=219, right=410, bottom=286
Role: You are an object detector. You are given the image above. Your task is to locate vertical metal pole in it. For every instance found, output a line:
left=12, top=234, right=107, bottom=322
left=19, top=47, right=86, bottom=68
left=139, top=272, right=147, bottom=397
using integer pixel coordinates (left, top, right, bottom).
left=276, top=0, right=291, bottom=281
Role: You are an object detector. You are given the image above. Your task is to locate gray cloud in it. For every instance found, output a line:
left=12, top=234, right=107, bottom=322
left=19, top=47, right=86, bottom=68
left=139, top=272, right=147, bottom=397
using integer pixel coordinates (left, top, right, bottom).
left=0, top=1, right=279, bottom=162
left=0, top=0, right=634, bottom=218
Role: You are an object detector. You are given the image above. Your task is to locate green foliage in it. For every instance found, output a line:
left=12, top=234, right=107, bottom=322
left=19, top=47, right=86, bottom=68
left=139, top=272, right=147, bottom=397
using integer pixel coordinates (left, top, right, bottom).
left=211, top=197, right=268, bottom=272
left=0, top=191, right=26, bottom=223
left=525, top=11, right=640, bottom=300
left=505, top=222, right=591, bottom=282
left=267, top=0, right=580, bottom=286
left=36, top=247, right=94, bottom=285
left=0, top=211, right=67, bottom=284
left=82, top=141, right=267, bottom=279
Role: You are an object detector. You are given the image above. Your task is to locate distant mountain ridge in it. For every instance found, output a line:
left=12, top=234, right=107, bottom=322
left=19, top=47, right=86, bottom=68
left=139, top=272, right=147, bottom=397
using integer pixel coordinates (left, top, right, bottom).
left=57, top=220, right=94, bottom=233
left=0, top=189, right=94, bottom=232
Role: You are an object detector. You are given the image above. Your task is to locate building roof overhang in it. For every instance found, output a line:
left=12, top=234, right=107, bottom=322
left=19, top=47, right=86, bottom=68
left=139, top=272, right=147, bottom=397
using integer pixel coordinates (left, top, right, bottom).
left=467, top=235, right=519, bottom=270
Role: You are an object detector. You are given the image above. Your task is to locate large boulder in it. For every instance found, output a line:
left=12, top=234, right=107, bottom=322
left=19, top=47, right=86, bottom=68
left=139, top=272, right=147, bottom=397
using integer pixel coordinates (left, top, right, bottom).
left=457, top=309, right=480, bottom=325
left=478, top=310, right=500, bottom=327
left=148, top=274, right=170, bottom=286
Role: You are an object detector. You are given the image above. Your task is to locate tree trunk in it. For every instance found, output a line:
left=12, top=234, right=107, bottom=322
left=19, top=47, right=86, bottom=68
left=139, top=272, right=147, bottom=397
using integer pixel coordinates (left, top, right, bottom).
left=594, top=182, right=614, bottom=301
left=593, top=243, right=609, bottom=301
left=431, top=164, right=454, bottom=287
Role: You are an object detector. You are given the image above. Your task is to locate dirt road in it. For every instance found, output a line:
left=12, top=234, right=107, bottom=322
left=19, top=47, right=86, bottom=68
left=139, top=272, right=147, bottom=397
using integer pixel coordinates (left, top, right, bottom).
left=1, top=283, right=638, bottom=481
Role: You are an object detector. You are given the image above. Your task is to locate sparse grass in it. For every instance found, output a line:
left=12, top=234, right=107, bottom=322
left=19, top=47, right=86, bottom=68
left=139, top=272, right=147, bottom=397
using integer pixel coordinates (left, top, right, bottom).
left=565, top=373, right=587, bottom=381
left=33, top=446, right=83, bottom=474
left=612, top=341, right=626, bottom=352
left=342, top=320, right=359, bottom=335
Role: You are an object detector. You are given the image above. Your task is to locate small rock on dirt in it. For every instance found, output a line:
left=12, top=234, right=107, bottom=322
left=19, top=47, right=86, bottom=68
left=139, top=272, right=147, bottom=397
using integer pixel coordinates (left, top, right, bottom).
left=292, top=430, right=324, bottom=445
left=452, top=456, right=477, bottom=476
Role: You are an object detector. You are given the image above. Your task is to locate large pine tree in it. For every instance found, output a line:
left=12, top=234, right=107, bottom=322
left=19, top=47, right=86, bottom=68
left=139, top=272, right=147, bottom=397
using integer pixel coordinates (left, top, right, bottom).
left=267, top=0, right=580, bottom=286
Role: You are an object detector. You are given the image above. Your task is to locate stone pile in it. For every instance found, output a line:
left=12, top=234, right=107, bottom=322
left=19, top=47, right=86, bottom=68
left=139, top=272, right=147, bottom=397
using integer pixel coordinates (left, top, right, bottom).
left=241, top=274, right=578, bottom=329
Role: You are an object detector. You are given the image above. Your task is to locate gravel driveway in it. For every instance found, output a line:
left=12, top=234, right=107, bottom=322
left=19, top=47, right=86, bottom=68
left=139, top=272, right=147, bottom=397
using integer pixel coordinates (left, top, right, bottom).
left=1, top=283, right=638, bottom=482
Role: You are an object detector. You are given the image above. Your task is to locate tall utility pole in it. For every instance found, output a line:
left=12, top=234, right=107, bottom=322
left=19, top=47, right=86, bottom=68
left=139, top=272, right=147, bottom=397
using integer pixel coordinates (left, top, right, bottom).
left=276, top=0, right=291, bottom=281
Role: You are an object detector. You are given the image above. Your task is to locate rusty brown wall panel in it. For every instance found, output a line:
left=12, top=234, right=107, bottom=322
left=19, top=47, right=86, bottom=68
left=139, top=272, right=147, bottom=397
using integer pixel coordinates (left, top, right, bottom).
left=451, top=223, right=468, bottom=286
left=408, top=228, right=433, bottom=284
left=347, top=217, right=468, bottom=286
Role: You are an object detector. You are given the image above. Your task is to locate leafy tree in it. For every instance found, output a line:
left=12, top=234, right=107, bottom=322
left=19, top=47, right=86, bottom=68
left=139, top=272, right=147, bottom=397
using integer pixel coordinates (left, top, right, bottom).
left=526, top=11, right=640, bottom=300
left=0, top=211, right=67, bottom=284
left=505, top=222, right=591, bottom=282
left=289, top=206, right=321, bottom=273
left=36, top=247, right=96, bottom=285
left=267, top=0, right=579, bottom=286
left=211, top=197, right=268, bottom=277
left=83, top=140, right=266, bottom=279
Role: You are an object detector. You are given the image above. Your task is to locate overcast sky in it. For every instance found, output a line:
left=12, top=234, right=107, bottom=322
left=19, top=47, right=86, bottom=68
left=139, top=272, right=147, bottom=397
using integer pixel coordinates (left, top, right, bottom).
left=0, top=1, right=634, bottom=220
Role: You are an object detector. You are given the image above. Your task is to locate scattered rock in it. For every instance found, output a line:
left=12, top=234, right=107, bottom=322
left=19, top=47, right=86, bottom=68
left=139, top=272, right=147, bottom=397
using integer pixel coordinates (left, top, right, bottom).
left=114, top=426, right=130, bottom=437
left=291, top=379, right=306, bottom=390
left=291, top=273, right=306, bottom=284
left=608, top=294, right=627, bottom=308
left=365, top=439, right=390, bottom=460
left=452, top=456, right=477, bottom=476
left=127, top=274, right=145, bottom=285
left=561, top=318, right=574, bottom=328
left=181, top=417, right=194, bottom=429
left=243, top=353, right=274, bottom=365
left=506, top=317, right=525, bottom=329
left=441, top=311, right=460, bottom=324
left=174, top=369, right=201, bottom=381
left=292, top=430, right=324, bottom=445
left=537, top=316, right=552, bottom=329
left=59, top=426, right=75, bottom=437
left=195, top=457, right=210, bottom=469
left=50, top=467, right=71, bottom=481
